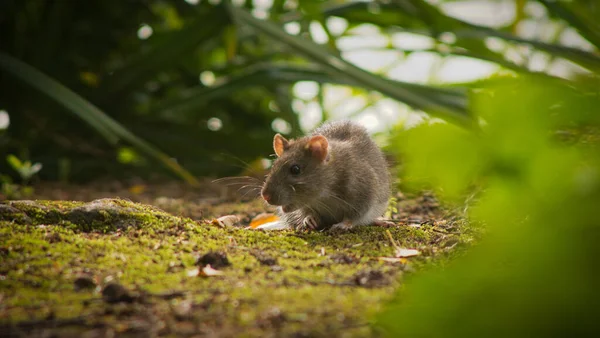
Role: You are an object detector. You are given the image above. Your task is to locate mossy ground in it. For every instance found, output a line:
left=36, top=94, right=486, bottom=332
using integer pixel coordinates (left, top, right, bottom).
left=0, top=182, right=476, bottom=337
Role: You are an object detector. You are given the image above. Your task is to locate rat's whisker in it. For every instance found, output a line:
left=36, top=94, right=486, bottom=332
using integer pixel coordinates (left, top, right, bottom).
left=222, top=182, right=260, bottom=188
left=212, top=176, right=263, bottom=184
left=327, top=194, right=360, bottom=214
left=240, top=187, right=261, bottom=199
left=237, top=185, right=262, bottom=193
left=289, top=184, right=296, bottom=193
left=309, top=199, right=336, bottom=219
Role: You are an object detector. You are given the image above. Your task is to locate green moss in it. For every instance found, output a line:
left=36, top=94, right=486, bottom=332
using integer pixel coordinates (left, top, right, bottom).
left=0, top=197, right=475, bottom=337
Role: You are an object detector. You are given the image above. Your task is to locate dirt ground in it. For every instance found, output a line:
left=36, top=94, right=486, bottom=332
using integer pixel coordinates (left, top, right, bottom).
left=0, top=180, right=476, bottom=337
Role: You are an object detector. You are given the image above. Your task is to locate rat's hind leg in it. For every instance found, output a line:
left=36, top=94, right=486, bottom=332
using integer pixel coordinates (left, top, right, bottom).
left=372, top=218, right=397, bottom=227
left=352, top=200, right=389, bottom=227
left=329, top=219, right=354, bottom=231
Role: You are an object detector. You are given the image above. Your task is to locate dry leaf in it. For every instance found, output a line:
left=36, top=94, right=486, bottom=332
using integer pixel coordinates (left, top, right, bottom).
left=249, top=213, right=279, bottom=229
left=212, top=215, right=239, bottom=228
left=199, top=264, right=224, bottom=277
left=395, top=248, right=421, bottom=258
left=186, top=268, right=200, bottom=277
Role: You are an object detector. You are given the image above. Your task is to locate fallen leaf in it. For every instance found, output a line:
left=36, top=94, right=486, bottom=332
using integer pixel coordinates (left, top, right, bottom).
left=212, top=215, right=239, bottom=228
left=186, top=268, right=200, bottom=277
left=249, top=213, right=279, bottom=229
left=395, top=248, right=420, bottom=258
left=199, top=264, right=224, bottom=277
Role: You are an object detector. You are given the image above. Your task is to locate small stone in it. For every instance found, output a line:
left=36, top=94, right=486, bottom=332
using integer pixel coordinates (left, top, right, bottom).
left=74, top=276, right=96, bottom=291
left=45, top=232, right=62, bottom=243
left=329, top=253, right=359, bottom=264
left=196, top=252, right=230, bottom=269
left=252, top=251, right=278, bottom=266
left=101, top=282, right=136, bottom=304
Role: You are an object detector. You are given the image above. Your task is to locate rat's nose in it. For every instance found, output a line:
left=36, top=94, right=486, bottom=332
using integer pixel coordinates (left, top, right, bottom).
left=261, top=191, right=271, bottom=203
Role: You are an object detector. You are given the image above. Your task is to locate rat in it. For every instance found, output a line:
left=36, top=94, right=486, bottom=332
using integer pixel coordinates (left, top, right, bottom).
left=257, top=120, right=392, bottom=231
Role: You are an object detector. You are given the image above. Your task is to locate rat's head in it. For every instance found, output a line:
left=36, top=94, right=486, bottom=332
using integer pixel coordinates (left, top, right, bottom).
left=261, top=133, right=331, bottom=211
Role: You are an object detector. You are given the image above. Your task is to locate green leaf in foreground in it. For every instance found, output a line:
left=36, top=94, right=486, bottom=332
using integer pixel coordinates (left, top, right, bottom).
left=0, top=52, right=200, bottom=186
left=376, top=76, right=600, bottom=338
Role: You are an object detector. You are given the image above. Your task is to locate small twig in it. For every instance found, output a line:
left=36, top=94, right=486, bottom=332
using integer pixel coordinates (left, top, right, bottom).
left=148, top=290, right=187, bottom=300
left=295, top=276, right=356, bottom=287
left=430, top=228, right=461, bottom=235
left=385, top=230, right=400, bottom=250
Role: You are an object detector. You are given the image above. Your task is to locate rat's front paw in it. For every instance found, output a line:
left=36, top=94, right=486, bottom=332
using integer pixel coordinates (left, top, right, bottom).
left=297, top=216, right=319, bottom=232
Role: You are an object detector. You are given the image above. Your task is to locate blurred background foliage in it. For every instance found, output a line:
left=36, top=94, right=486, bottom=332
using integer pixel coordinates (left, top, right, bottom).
left=1, top=0, right=598, bottom=184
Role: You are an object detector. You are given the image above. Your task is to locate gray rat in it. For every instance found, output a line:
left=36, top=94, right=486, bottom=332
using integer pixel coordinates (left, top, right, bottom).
left=258, top=120, right=392, bottom=231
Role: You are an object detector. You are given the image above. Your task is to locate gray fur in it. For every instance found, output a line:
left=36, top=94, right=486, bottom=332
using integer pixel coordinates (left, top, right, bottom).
left=261, top=120, right=391, bottom=230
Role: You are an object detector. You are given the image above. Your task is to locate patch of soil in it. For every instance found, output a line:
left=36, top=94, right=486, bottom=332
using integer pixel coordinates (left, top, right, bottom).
left=353, top=270, right=391, bottom=288
left=102, top=283, right=137, bottom=304
left=252, top=250, right=278, bottom=266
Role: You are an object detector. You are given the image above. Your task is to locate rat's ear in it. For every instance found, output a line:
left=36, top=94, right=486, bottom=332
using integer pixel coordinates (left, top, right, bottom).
left=306, top=135, right=329, bottom=162
left=273, top=134, right=289, bottom=157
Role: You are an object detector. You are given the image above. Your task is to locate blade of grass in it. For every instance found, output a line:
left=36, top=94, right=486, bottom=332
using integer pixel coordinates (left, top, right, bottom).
left=228, top=6, right=473, bottom=128
left=539, top=0, right=600, bottom=50
left=0, top=52, right=200, bottom=186
left=151, top=64, right=467, bottom=116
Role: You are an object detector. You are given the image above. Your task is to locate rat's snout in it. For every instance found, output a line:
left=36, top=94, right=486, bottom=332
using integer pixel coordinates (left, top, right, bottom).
left=261, top=186, right=275, bottom=205
left=261, top=190, right=272, bottom=203
left=261, top=184, right=284, bottom=206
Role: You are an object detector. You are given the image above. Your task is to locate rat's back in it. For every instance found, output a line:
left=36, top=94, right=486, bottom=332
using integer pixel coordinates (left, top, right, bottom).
left=312, top=120, right=391, bottom=227
left=312, top=120, right=369, bottom=142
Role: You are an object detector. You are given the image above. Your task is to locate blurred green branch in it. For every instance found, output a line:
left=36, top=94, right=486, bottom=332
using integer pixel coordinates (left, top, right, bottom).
left=0, top=52, right=200, bottom=186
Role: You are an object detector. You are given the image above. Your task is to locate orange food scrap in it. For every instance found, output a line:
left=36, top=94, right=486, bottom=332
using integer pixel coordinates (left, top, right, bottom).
left=249, top=213, right=279, bottom=229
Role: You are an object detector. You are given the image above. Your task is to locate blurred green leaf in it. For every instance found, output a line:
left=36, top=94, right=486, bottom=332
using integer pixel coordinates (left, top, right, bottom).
left=6, top=154, right=22, bottom=172
left=377, top=74, right=600, bottom=338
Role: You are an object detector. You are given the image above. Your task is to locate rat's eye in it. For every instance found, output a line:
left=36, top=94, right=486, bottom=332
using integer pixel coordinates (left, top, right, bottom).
left=290, top=164, right=301, bottom=175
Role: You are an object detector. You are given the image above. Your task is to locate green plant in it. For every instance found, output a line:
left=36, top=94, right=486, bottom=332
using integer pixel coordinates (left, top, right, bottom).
left=1, top=154, right=42, bottom=199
